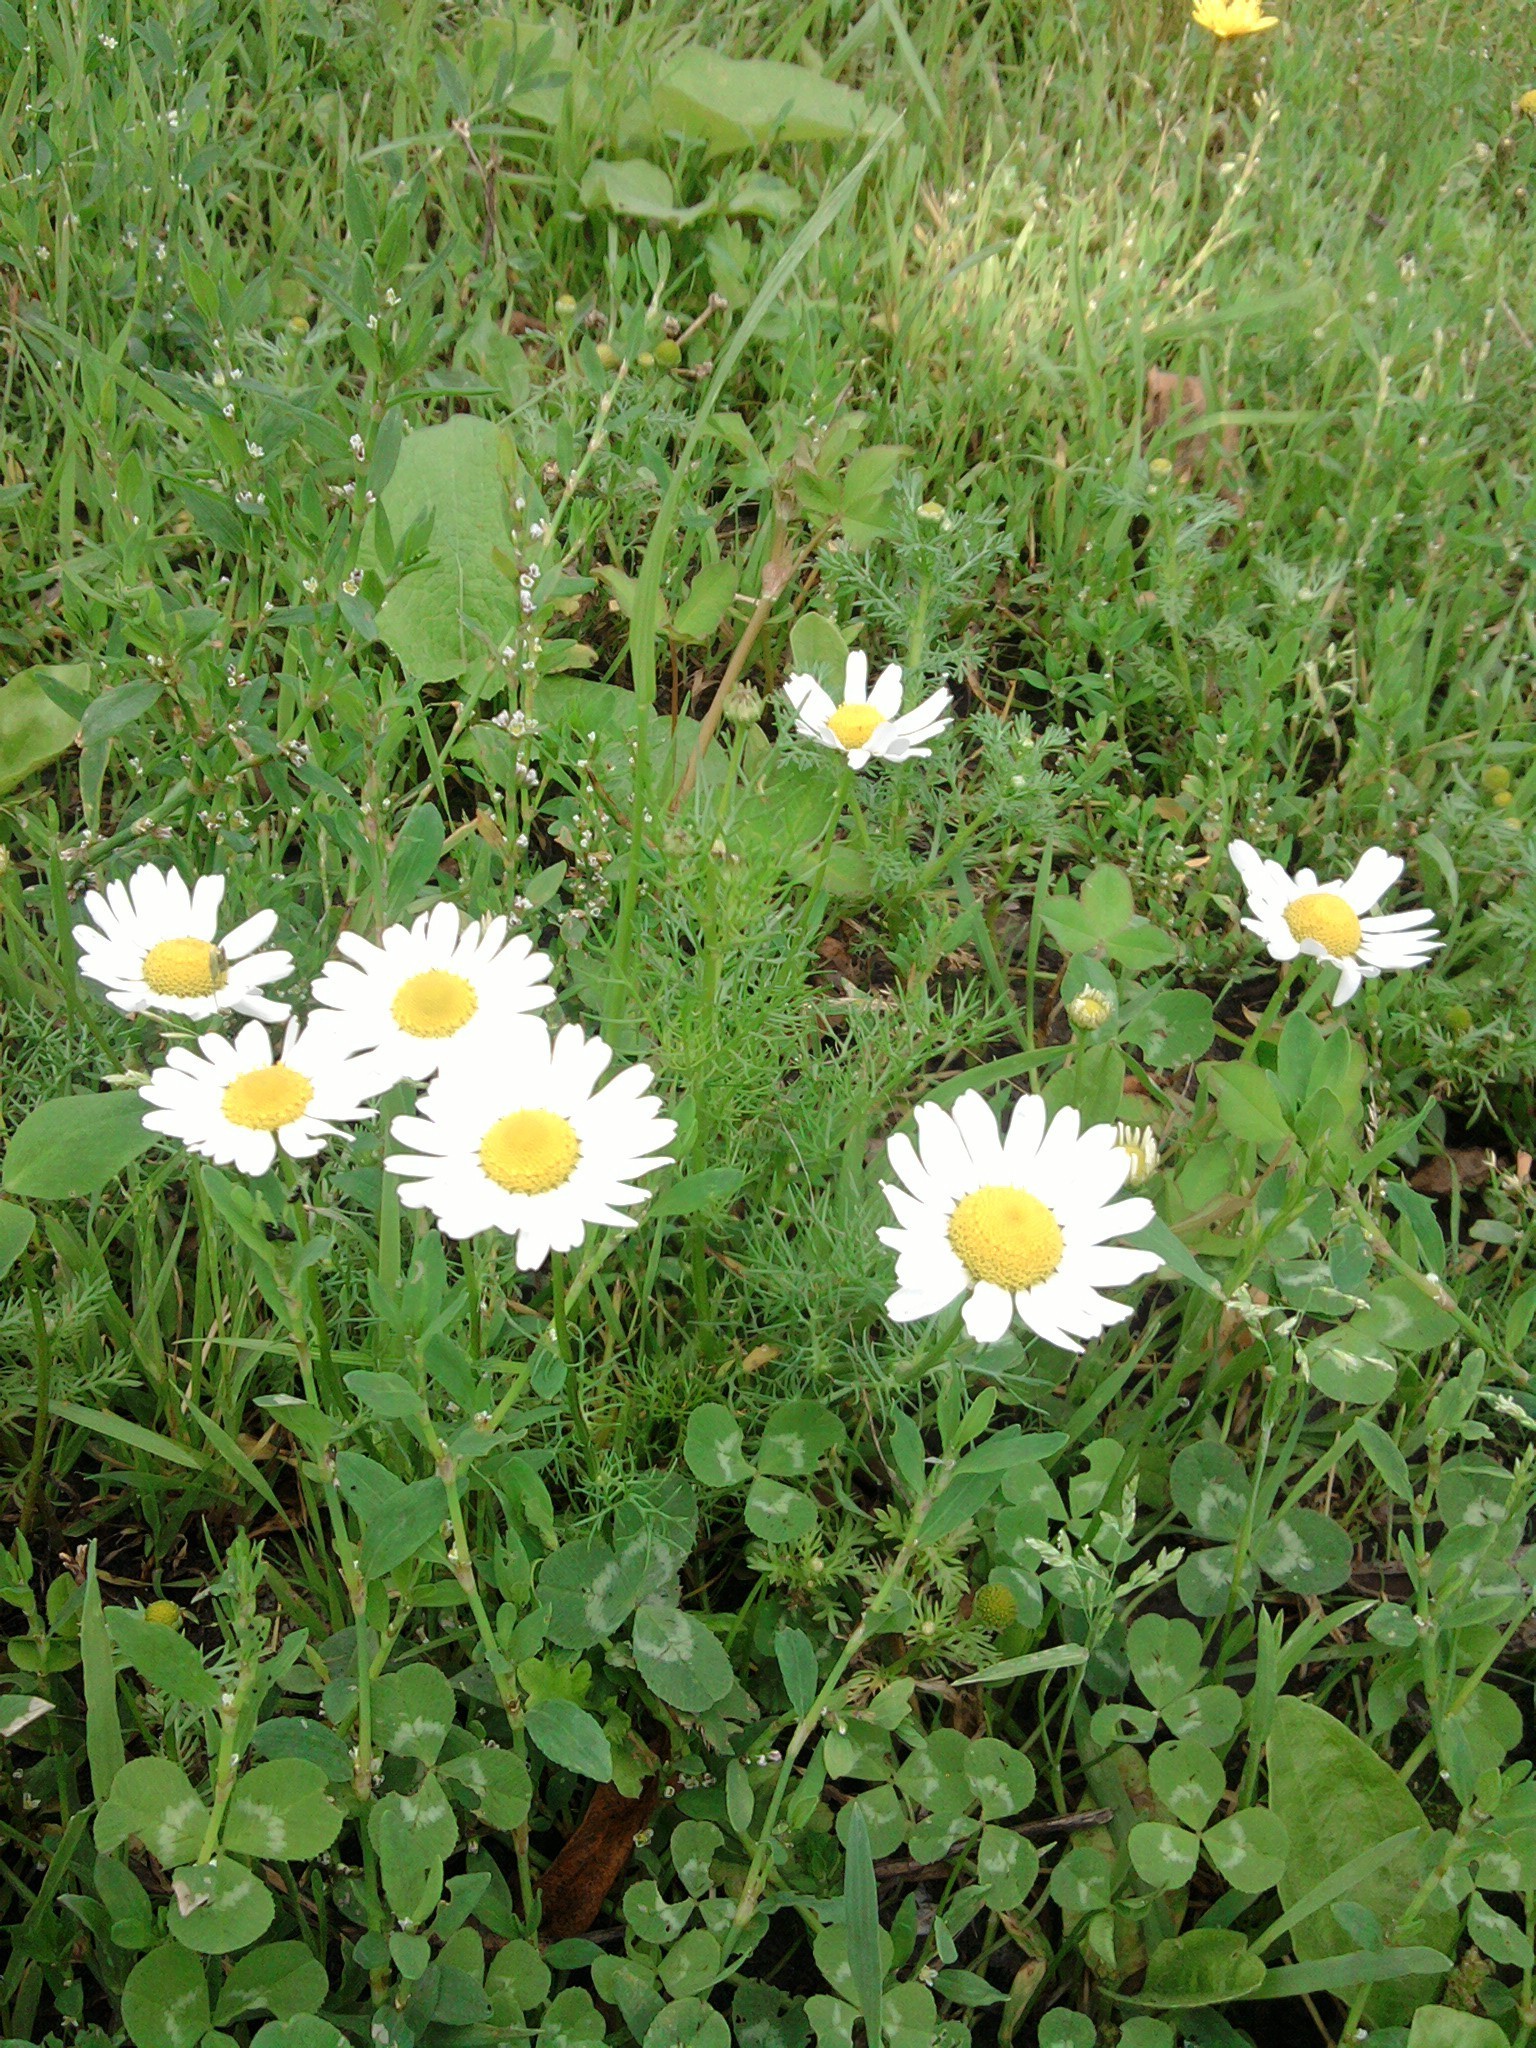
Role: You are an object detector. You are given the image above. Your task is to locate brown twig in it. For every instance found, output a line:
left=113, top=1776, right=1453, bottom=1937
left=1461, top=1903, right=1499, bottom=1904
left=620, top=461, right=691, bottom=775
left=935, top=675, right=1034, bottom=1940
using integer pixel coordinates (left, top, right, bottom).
left=668, top=529, right=797, bottom=814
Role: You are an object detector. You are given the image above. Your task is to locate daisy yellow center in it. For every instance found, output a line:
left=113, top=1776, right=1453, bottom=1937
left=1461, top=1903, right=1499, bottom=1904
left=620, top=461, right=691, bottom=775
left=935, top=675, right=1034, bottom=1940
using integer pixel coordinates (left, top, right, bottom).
left=480, top=1109, right=580, bottom=1195
left=826, top=703, right=887, bottom=752
left=948, top=1185, right=1065, bottom=1291
left=391, top=969, right=479, bottom=1039
left=142, top=937, right=227, bottom=999
left=1282, top=891, right=1362, bottom=958
left=222, top=1064, right=314, bottom=1132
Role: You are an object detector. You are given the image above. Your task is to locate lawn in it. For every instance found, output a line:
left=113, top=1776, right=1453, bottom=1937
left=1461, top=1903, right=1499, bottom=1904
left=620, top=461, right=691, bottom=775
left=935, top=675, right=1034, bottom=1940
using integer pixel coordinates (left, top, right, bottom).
left=1, top=2, right=1535, bottom=2045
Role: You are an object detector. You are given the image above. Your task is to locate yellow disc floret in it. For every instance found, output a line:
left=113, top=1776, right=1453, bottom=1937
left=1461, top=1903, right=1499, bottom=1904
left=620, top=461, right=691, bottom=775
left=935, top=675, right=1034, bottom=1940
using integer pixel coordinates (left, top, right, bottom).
left=826, top=703, right=887, bottom=752
left=391, top=969, right=479, bottom=1039
left=1282, top=891, right=1362, bottom=959
left=948, top=1185, right=1065, bottom=1291
left=222, top=1064, right=315, bottom=1132
left=142, top=937, right=227, bottom=998
left=480, top=1109, right=581, bottom=1195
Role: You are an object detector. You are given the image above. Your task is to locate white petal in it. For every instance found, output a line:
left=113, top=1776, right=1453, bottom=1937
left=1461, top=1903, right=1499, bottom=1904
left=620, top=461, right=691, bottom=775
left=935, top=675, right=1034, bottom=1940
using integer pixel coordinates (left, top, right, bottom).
left=869, top=665, right=905, bottom=718
left=1003, top=1093, right=1048, bottom=1171
left=950, top=1091, right=1005, bottom=1177
left=1337, top=846, right=1403, bottom=914
left=842, top=650, right=869, bottom=704
left=1332, top=960, right=1364, bottom=1006
left=962, top=1282, right=1014, bottom=1344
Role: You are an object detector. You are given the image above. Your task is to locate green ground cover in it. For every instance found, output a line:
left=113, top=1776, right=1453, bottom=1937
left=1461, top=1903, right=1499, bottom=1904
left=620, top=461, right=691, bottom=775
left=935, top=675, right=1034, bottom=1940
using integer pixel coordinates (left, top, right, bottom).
left=1, top=2, right=1535, bottom=2044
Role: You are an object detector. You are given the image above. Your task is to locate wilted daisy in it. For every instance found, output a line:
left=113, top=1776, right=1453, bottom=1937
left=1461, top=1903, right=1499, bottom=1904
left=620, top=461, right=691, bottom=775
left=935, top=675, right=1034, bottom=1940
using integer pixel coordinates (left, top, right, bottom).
left=308, top=904, right=553, bottom=1084
left=139, top=1020, right=381, bottom=1176
left=384, top=1018, right=675, bottom=1265
left=74, top=864, right=293, bottom=1023
left=782, top=651, right=951, bottom=771
left=1228, top=841, right=1441, bottom=1006
left=1192, top=0, right=1277, bottom=37
left=880, top=1091, right=1161, bottom=1350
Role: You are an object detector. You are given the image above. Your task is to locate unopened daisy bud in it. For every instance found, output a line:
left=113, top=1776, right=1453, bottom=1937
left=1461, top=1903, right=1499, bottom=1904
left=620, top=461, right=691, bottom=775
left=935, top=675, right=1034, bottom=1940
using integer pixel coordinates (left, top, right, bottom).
left=144, top=1600, right=182, bottom=1629
left=554, top=293, right=577, bottom=315
left=1115, top=1121, right=1159, bottom=1187
left=653, top=339, right=682, bottom=369
left=594, top=342, right=621, bottom=371
left=1444, top=1004, right=1474, bottom=1036
left=720, top=680, right=763, bottom=726
left=1068, top=987, right=1116, bottom=1031
left=1148, top=456, right=1173, bottom=478
left=1519, top=88, right=1536, bottom=117
left=971, top=1582, right=1017, bottom=1632
left=917, top=500, right=950, bottom=527
left=1481, top=765, right=1511, bottom=794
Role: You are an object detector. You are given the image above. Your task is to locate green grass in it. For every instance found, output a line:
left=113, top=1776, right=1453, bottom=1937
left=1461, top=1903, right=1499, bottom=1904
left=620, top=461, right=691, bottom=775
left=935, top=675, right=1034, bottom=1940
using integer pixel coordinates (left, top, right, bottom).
left=2, top=3, right=1535, bottom=2045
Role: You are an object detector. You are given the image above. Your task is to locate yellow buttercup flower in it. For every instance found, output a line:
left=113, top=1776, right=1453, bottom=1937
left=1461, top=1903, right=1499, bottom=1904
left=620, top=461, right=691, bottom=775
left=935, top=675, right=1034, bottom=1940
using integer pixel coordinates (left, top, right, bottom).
left=1519, top=90, right=1536, bottom=118
left=1192, top=0, right=1278, bottom=39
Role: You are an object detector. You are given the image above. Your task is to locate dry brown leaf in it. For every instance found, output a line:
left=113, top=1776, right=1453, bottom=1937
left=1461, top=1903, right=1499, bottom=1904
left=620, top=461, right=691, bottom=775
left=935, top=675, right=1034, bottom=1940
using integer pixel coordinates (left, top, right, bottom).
left=1144, top=367, right=1244, bottom=506
left=535, top=1773, right=665, bottom=1942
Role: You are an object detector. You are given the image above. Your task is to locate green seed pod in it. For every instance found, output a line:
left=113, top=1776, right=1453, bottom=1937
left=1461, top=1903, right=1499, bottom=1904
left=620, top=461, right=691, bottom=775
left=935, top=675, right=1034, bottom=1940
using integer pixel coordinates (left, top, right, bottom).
left=594, top=342, right=621, bottom=371
left=654, top=339, right=682, bottom=368
left=1482, top=765, right=1511, bottom=794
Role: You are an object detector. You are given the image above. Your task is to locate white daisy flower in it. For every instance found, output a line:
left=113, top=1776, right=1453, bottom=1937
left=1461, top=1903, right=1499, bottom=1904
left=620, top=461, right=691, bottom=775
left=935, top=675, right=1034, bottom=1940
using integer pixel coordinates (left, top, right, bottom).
left=308, top=903, right=554, bottom=1084
left=139, top=1019, right=382, bottom=1177
left=879, top=1090, right=1161, bottom=1352
left=384, top=1018, right=676, bottom=1265
left=73, top=864, right=293, bottom=1023
left=1228, top=840, right=1441, bottom=1006
left=782, top=650, right=951, bottom=770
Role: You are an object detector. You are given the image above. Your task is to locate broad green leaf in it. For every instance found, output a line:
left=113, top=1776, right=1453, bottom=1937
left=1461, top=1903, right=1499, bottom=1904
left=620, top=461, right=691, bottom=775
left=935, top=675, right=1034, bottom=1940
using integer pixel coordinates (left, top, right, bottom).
left=167, top=1855, right=276, bottom=1954
left=213, top=1941, right=329, bottom=2025
left=963, top=1736, right=1035, bottom=1819
left=1126, top=1614, right=1204, bottom=1708
left=1407, top=2008, right=1512, bottom=2048
left=3, top=1092, right=156, bottom=1198
left=121, top=1942, right=210, bottom=2048
left=1149, top=1740, right=1224, bottom=1830
left=756, top=1399, right=845, bottom=1477
left=1466, top=1892, right=1533, bottom=1967
left=0, top=1201, right=35, bottom=1279
left=439, top=1746, right=533, bottom=1830
left=222, top=1760, right=342, bottom=1860
left=1176, top=1542, right=1260, bottom=1618
left=539, top=1539, right=648, bottom=1649
left=344, top=1369, right=426, bottom=1421
left=365, top=416, right=519, bottom=683
left=370, top=1773, right=457, bottom=1863
left=652, top=48, right=867, bottom=156
left=371, top=1663, right=456, bottom=1763
left=1204, top=1807, right=1289, bottom=1893
left=744, top=1474, right=818, bottom=1542
left=525, top=1698, right=613, bottom=1781
left=1267, top=1696, right=1452, bottom=2023
left=650, top=1167, right=748, bottom=1219
left=671, top=561, right=739, bottom=641
left=774, top=1626, right=818, bottom=1717
left=1136, top=1929, right=1265, bottom=2008
left=632, top=1603, right=735, bottom=1714
left=1128, top=1820, right=1201, bottom=1888
left=96, top=1757, right=209, bottom=1867
left=579, top=159, right=712, bottom=226
left=81, top=1550, right=125, bottom=1802
left=1205, top=1063, right=1292, bottom=1153
left=0, top=663, right=90, bottom=794
left=643, top=1998, right=731, bottom=2048
left=683, top=1404, right=752, bottom=1489
left=538, top=1986, right=608, bottom=2047
left=250, top=2020, right=347, bottom=2048
left=787, top=612, right=848, bottom=687
left=1078, top=863, right=1134, bottom=937
left=1169, top=1441, right=1248, bottom=1541
left=669, top=1819, right=723, bottom=1898
left=658, top=1928, right=722, bottom=2001
left=358, top=1476, right=448, bottom=1578
left=1124, top=990, right=1215, bottom=1067
left=1253, top=1508, right=1353, bottom=1595
left=841, top=1804, right=883, bottom=2048
left=1309, top=1333, right=1398, bottom=1406
left=975, top=1825, right=1039, bottom=1911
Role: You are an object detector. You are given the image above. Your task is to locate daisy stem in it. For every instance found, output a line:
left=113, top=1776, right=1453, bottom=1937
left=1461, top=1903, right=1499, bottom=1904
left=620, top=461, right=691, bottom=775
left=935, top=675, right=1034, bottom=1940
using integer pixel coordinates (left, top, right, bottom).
left=550, top=1250, right=597, bottom=1484
left=1245, top=959, right=1296, bottom=1044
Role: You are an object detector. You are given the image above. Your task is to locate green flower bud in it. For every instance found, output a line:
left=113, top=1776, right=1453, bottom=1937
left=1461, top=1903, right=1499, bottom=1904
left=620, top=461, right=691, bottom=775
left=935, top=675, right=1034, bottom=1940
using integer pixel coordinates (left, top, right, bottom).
left=972, top=1583, right=1018, bottom=1632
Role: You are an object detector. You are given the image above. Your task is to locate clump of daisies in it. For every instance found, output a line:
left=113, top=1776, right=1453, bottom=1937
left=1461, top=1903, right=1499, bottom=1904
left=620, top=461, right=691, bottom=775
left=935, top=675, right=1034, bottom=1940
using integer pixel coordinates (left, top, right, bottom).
left=783, top=649, right=952, bottom=771
left=1228, top=840, right=1441, bottom=1005
left=72, top=861, right=674, bottom=1272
